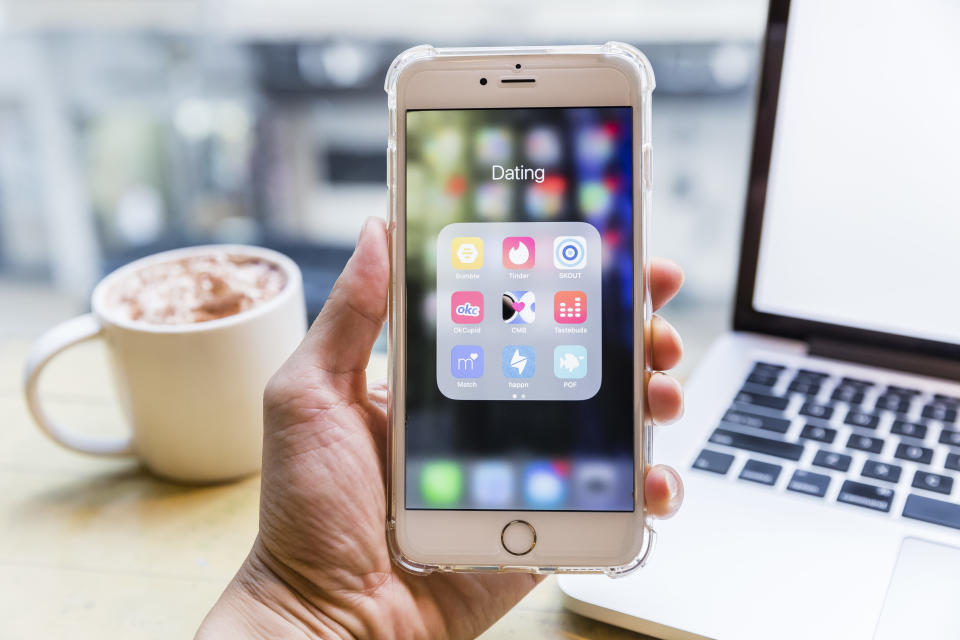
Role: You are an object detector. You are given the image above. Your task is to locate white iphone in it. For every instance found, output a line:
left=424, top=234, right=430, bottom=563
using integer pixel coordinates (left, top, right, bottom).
left=386, top=44, right=654, bottom=574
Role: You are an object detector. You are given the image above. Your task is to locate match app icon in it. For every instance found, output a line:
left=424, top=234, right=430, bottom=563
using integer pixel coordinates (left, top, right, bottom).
left=451, top=291, right=483, bottom=324
left=451, top=237, right=484, bottom=269
left=451, top=345, right=484, bottom=378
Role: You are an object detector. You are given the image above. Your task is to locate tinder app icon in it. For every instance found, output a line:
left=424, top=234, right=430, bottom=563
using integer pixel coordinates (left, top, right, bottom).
left=502, top=237, right=535, bottom=269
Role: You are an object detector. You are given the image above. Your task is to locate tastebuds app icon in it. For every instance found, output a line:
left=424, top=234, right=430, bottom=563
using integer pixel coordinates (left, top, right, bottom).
left=502, top=237, right=535, bottom=269
left=451, top=291, right=483, bottom=324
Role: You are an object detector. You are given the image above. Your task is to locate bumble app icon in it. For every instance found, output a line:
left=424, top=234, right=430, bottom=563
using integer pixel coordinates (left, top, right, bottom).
left=451, top=237, right=484, bottom=269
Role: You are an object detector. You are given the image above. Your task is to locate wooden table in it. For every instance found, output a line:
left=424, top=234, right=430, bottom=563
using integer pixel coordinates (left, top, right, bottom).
left=0, top=338, right=645, bottom=639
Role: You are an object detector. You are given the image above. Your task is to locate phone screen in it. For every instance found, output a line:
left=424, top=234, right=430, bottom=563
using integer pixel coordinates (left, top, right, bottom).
left=403, top=106, right=636, bottom=512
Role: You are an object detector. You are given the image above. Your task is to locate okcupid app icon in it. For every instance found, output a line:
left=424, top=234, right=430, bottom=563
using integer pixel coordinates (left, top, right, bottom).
left=502, top=237, right=535, bottom=269
left=451, top=346, right=483, bottom=378
left=451, top=291, right=483, bottom=324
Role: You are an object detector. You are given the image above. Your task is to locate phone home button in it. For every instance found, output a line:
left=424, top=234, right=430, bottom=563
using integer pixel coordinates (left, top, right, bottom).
left=501, top=520, right=536, bottom=556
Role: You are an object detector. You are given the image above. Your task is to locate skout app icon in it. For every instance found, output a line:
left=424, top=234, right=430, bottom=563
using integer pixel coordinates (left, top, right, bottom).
left=553, top=235, right=587, bottom=270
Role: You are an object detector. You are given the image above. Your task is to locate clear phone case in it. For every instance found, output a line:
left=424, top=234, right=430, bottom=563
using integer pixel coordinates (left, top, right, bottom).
left=385, top=43, right=656, bottom=577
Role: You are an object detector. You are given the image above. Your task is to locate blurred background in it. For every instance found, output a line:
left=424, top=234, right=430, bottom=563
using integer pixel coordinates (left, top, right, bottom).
left=0, top=0, right=767, bottom=375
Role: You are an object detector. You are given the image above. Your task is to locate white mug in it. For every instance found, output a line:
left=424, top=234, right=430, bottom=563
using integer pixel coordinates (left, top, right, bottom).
left=23, top=245, right=306, bottom=483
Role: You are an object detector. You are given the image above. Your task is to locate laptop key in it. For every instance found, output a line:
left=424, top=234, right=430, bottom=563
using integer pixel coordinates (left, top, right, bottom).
left=847, top=434, right=884, bottom=454
left=862, top=460, right=902, bottom=483
left=939, top=429, right=960, bottom=447
left=739, top=459, right=782, bottom=486
left=746, top=371, right=779, bottom=387
left=709, top=428, right=804, bottom=461
left=902, top=494, right=960, bottom=530
left=844, top=409, right=880, bottom=430
left=831, top=387, right=865, bottom=404
left=894, top=443, right=933, bottom=465
left=734, top=390, right=790, bottom=412
left=788, top=379, right=821, bottom=395
left=799, top=423, right=837, bottom=444
left=692, top=449, right=735, bottom=475
left=887, top=385, right=921, bottom=396
left=812, top=450, right=852, bottom=472
left=933, top=393, right=960, bottom=405
left=787, top=470, right=831, bottom=497
left=891, top=420, right=927, bottom=440
left=837, top=480, right=894, bottom=513
left=874, top=394, right=912, bottom=414
left=946, top=453, right=960, bottom=473
left=799, top=402, right=834, bottom=420
left=721, top=409, right=791, bottom=434
left=923, top=404, right=958, bottom=423
left=797, top=368, right=829, bottom=378
left=912, top=471, right=954, bottom=495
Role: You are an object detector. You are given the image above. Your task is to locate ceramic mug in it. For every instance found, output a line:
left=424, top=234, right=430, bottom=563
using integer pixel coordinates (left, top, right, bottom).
left=23, top=245, right=306, bottom=483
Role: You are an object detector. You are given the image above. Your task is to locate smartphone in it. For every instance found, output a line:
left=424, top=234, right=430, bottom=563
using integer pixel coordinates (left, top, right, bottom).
left=386, top=44, right=654, bottom=574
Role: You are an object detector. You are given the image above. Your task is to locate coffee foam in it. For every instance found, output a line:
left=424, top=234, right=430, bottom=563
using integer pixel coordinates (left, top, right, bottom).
left=107, top=252, right=287, bottom=325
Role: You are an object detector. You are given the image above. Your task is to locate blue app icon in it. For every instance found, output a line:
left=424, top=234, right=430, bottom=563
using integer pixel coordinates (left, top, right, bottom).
left=451, top=345, right=483, bottom=378
left=502, top=345, right=535, bottom=378
left=523, top=461, right=567, bottom=508
left=554, top=345, right=587, bottom=379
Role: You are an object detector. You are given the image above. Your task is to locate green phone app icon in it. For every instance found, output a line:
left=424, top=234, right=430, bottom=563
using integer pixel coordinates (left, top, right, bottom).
left=420, top=460, right=463, bottom=507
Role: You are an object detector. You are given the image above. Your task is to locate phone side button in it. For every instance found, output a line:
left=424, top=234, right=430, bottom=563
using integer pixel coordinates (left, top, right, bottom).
left=501, top=520, right=536, bottom=556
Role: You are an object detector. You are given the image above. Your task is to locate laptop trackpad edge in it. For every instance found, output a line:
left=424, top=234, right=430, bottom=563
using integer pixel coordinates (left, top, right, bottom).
left=873, top=537, right=960, bottom=640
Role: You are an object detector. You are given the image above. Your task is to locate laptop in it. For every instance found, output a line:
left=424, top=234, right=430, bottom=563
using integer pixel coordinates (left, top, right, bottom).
left=559, top=0, right=960, bottom=638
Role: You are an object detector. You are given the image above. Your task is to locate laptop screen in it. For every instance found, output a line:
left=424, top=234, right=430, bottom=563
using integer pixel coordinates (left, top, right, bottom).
left=752, top=0, right=960, bottom=346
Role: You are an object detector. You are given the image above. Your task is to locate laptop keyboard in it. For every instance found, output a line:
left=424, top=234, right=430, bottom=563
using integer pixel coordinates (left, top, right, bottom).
left=693, top=360, right=960, bottom=530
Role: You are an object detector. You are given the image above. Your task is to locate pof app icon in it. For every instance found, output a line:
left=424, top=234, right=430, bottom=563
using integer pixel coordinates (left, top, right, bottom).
left=502, top=290, right=536, bottom=324
left=554, top=345, right=587, bottom=379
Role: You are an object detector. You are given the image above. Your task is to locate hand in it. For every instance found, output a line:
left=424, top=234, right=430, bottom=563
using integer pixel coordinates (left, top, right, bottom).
left=197, top=217, right=686, bottom=639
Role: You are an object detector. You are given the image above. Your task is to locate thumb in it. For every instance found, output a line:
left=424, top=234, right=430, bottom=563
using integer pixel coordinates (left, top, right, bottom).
left=299, top=217, right=389, bottom=383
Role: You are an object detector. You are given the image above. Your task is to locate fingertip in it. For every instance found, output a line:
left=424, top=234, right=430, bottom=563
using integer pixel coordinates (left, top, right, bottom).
left=651, top=315, right=683, bottom=371
left=650, top=257, right=684, bottom=311
left=644, top=465, right=684, bottom=518
left=647, top=372, right=684, bottom=425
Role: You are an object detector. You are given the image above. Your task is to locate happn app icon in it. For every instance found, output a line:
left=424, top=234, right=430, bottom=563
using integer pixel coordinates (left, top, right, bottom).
left=451, top=237, right=484, bottom=269
left=451, top=291, right=484, bottom=324
left=554, top=291, right=586, bottom=323
left=502, top=237, right=535, bottom=269
left=451, top=345, right=484, bottom=378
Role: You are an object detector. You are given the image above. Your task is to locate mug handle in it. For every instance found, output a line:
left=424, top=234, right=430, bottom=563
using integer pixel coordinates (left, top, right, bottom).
left=23, top=313, right=136, bottom=456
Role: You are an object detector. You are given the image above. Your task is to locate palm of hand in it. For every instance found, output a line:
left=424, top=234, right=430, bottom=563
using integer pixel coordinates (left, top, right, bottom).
left=219, top=217, right=685, bottom=639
